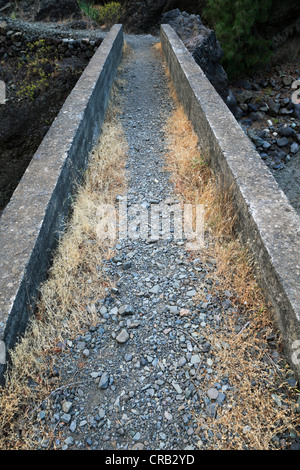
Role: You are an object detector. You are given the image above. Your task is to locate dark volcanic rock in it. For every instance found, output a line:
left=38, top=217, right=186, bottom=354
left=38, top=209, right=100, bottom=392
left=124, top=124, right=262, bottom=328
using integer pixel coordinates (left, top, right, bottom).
left=186, top=30, right=228, bottom=101
left=0, top=51, right=89, bottom=211
left=161, top=10, right=235, bottom=110
left=35, top=0, right=82, bottom=22
left=0, top=0, right=12, bottom=12
left=121, top=0, right=168, bottom=34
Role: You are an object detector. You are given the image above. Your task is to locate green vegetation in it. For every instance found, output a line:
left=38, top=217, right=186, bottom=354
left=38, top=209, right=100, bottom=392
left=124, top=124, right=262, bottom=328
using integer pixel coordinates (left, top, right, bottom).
left=16, top=39, right=58, bottom=100
left=77, top=0, right=100, bottom=22
left=97, top=1, right=122, bottom=26
left=203, top=0, right=273, bottom=79
left=78, top=1, right=122, bottom=27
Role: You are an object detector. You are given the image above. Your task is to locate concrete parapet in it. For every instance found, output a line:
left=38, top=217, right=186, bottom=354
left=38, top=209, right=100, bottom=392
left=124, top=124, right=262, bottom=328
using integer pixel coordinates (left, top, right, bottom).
left=0, top=24, right=123, bottom=383
left=161, top=24, right=300, bottom=381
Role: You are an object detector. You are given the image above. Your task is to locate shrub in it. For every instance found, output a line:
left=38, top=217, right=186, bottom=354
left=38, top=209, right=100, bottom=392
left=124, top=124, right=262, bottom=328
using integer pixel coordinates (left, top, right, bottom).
left=77, top=0, right=100, bottom=23
left=16, top=39, right=58, bottom=100
left=78, top=1, right=122, bottom=27
left=95, top=2, right=122, bottom=27
left=203, top=0, right=273, bottom=79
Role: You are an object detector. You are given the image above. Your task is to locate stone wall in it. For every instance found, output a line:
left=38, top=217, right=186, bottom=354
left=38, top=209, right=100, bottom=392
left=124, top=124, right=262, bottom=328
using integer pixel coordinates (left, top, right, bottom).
left=0, top=16, right=106, bottom=213
left=0, top=17, right=102, bottom=61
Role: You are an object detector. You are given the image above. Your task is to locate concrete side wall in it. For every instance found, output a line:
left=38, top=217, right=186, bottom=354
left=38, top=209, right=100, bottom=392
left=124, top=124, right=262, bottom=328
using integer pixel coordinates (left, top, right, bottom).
left=0, top=24, right=123, bottom=382
left=160, top=24, right=300, bottom=380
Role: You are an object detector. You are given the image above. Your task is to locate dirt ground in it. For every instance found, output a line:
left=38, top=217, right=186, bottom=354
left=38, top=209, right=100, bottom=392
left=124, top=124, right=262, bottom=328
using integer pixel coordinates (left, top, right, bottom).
left=0, top=53, right=88, bottom=214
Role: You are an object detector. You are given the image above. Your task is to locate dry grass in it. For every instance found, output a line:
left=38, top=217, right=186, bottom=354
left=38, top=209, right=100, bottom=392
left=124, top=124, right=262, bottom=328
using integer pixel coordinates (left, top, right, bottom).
left=196, top=315, right=299, bottom=450
left=0, top=53, right=128, bottom=450
left=164, top=104, right=235, bottom=239
left=160, top=47, right=300, bottom=450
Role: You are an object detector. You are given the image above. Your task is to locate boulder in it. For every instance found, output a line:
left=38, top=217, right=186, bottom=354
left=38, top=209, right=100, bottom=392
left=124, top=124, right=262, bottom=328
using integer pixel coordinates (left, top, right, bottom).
left=161, top=10, right=242, bottom=117
left=120, top=0, right=168, bottom=33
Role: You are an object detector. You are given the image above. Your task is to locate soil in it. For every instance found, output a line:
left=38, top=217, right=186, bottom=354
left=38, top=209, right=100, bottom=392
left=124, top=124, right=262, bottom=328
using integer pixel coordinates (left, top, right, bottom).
left=0, top=54, right=88, bottom=214
left=0, top=8, right=109, bottom=216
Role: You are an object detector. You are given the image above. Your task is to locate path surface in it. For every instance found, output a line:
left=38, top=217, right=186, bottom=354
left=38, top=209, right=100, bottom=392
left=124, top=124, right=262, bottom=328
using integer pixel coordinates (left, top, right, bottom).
left=49, top=34, right=215, bottom=451
left=36, top=34, right=297, bottom=451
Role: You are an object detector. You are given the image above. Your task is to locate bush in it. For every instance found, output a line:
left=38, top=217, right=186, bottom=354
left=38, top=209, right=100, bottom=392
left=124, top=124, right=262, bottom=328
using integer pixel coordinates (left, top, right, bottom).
left=96, top=2, right=122, bottom=26
left=77, top=0, right=100, bottom=23
left=203, top=0, right=273, bottom=79
left=78, top=1, right=122, bottom=27
left=16, top=39, right=56, bottom=100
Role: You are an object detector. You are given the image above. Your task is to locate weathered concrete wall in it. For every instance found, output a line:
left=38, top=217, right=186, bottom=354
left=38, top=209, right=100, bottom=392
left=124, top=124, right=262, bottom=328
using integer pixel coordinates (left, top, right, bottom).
left=161, top=24, right=300, bottom=381
left=0, top=24, right=123, bottom=383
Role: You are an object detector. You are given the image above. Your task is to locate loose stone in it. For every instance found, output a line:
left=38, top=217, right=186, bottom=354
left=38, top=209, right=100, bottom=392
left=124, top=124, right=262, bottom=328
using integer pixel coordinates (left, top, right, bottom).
left=116, top=329, right=130, bottom=344
left=207, top=388, right=219, bottom=400
left=99, top=372, right=110, bottom=389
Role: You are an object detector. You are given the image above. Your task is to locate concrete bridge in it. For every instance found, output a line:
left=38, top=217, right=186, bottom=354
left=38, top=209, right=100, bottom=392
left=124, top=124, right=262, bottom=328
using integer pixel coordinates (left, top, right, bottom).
left=0, top=23, right=299, bottom=386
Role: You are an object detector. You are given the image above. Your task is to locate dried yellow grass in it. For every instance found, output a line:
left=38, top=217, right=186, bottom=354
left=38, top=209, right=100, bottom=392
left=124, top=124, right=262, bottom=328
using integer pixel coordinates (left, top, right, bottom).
left=195, top=313, right=299, bottom=450
left=161, top=49, right=299, bottom=449
left=0, top=54, right=128, bottom=449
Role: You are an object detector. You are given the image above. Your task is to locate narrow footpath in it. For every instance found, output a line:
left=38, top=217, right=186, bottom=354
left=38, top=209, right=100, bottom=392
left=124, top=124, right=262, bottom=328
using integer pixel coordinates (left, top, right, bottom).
left=59, top=34, right=208, bottom=451
left=28, top=34, right=299, bottom=451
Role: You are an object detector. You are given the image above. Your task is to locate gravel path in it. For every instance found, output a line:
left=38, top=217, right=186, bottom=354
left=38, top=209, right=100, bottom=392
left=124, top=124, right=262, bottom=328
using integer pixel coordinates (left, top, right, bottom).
left=34, top=34, right=299, bottom=451
left=45, top=34, right=213, bottom=451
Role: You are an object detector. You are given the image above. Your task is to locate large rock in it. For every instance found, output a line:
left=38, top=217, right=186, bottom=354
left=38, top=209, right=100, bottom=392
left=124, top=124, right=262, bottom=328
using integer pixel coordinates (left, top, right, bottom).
left=120, top=0, right=168, bottom=33
left=161, top=10, right=241, bottom=117
left=35, top=0, right=82, bottom=22
left=186, top=30, right=228, bottom=102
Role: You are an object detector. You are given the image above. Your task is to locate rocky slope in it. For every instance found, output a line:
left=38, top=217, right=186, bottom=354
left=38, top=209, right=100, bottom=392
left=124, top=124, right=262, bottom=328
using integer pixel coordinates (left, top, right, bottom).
left=231, top=62, right=300, bottom=215
left=0, top=15, right=105, bottom=213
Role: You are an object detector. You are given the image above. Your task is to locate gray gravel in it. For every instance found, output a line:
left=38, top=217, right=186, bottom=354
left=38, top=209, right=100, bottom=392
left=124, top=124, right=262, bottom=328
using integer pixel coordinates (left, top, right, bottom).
left=33, top=33, right=299, bottom=451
